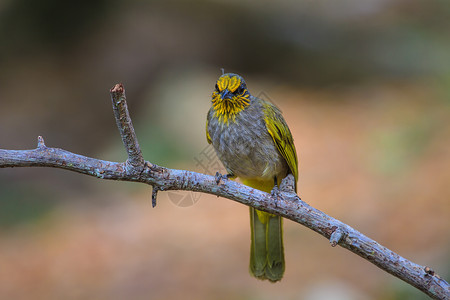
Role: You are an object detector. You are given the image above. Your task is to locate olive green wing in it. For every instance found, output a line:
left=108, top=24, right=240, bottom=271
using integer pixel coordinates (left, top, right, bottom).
left=263, top=102, right=298, bottom=190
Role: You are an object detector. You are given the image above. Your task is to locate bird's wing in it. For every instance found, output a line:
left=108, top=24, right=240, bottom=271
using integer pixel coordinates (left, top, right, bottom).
left=263, top=101, right=298, bottom=188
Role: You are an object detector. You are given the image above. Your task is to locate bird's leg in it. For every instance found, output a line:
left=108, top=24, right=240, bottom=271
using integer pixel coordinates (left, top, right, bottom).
left=271, top=176, right=282, bottom=207
left=215, top=172, right=235, bottom=184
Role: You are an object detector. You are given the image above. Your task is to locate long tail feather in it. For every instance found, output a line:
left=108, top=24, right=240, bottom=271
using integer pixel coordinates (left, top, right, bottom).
left=244, top=178, right=285, bottom=282
left=249, top=207, right=285, bottom=282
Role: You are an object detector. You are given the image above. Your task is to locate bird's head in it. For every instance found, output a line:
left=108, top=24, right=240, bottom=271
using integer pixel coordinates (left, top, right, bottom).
left=211, top=73, right=251, bottom=124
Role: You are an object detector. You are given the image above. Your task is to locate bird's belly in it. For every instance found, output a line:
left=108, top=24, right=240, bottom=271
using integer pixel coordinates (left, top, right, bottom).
left=213, top=126, right=287, bottom=180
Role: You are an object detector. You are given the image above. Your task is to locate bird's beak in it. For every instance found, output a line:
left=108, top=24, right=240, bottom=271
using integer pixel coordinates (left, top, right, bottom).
left=220, top=89, right=233, bottom=100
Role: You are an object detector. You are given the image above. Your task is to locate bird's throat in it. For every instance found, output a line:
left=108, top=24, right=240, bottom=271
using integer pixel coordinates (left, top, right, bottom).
left=213, top=97, right=250, bottom=124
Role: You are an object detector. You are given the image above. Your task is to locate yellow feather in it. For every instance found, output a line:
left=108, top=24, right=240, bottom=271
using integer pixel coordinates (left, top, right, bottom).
left=206, top=118, right=212, bottom=144
left=263, top=102, right=298, bottom=191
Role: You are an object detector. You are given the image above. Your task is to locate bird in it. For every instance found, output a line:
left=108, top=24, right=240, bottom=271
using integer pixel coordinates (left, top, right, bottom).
left=206, top=72, right=298, bottom=282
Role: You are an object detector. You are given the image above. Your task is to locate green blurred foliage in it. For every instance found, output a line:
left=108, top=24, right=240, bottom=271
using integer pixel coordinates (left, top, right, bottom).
left=0, top=183, right=55, bottom=227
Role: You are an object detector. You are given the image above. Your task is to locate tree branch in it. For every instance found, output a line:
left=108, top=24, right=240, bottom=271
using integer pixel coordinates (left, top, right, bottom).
left=110, top=83, right=145, bottom=170
left=0, top=85, right=448, bottom=299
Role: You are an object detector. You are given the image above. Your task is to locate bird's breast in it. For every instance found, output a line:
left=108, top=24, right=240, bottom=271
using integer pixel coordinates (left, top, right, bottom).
left=207, top=106, right=288, bottom=180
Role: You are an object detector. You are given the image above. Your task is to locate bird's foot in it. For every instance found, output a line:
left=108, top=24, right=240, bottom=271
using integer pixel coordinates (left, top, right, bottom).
left=215, top=172, right=234, bottom=184
left=270, top=184, right=283, bottom=208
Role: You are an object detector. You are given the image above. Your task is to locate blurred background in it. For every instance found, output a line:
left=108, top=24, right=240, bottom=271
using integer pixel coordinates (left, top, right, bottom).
left=0, top=0, right=449, bottom=299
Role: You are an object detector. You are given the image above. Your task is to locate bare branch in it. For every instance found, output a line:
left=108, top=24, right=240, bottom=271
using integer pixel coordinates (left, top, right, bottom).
left=110, top=83, right=144, bottom=170
left=0, top=84, right=448, bottom=299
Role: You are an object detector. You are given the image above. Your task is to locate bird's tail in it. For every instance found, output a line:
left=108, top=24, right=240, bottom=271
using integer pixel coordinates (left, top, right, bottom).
left=244, top=179, right=285, bottom=282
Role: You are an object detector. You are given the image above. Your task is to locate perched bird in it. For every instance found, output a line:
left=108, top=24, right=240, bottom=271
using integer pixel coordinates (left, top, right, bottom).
left=206, top=73, right=298, bottom=282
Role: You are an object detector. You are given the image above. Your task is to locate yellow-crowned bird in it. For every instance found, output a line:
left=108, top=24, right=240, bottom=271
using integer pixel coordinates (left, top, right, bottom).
left=206, top=73, right=298, bottom=282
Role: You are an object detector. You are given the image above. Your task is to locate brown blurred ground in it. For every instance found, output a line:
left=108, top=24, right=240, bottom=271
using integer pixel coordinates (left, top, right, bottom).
left=0, top=0, right=449, bottom=299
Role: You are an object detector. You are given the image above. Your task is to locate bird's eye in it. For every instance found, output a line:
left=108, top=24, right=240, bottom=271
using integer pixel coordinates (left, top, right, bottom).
left=235, top=85, right=245, bottom=95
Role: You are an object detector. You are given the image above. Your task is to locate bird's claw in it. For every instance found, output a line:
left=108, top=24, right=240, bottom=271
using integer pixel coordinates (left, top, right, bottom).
left=271, top=185, right=283, bottom=208
left=215, top=172, right=230, bottom=184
